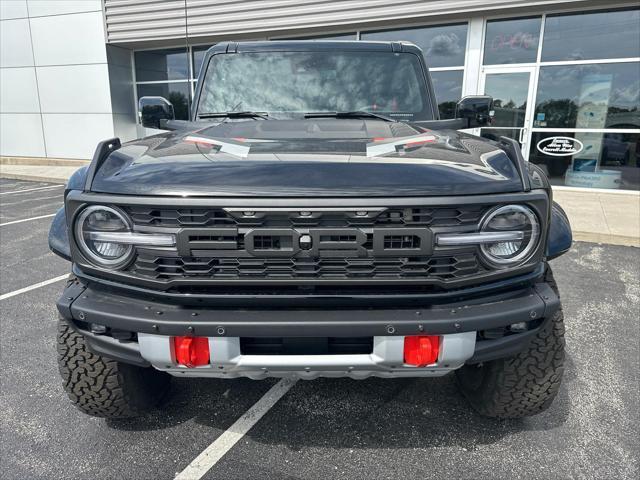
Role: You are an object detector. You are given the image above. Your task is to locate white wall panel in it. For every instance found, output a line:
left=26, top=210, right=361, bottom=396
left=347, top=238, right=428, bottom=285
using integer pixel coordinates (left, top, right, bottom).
left=30, top=10, right=107, bottom=65
left=42, top=114, right=114, bottom=159
left=37, top=64, right=112, bottom=113
left=0, top=0, right=28, bottom=20
left=0, top=113, right=45, bottom=156
left=0, top=18, right=33, bottom=67
left=27, top=0, right=101, bottom=17
left=0, top=67, right=40, bottom=113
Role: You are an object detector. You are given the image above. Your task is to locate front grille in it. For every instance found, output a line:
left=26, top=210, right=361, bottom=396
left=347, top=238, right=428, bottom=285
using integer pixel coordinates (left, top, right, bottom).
left=119, top=204, right=493, bottom=286
left=133, top=253, right=484, bottom=281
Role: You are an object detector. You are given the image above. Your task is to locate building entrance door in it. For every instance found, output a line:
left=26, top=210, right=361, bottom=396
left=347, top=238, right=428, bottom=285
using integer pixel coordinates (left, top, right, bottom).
left=479, top=66, right=536, bottom=159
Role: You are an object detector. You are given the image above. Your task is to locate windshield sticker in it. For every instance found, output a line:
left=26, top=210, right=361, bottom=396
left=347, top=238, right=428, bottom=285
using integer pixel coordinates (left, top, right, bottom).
left=536, top=136, right=583, bottom=157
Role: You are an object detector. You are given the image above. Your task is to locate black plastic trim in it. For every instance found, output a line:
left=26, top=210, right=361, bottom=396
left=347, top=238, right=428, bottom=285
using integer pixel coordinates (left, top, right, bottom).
left=499, top=137, right=531, bottom=192
left=58, top=280, right=559, bottom=339
left=84, top=138, right=121, bottom=192
left=467, top=315, right=551, bottom=364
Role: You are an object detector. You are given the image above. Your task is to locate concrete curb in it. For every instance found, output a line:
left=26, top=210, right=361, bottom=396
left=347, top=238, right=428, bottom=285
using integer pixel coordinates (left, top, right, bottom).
left=0, top=172, right=68, bottom=185
left=0, top=156, right=89, bottom=167
left=572, top=231, right=639, bottom=248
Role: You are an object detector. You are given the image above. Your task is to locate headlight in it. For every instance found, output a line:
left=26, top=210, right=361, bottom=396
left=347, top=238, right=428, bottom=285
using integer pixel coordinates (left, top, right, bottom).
left=74, top=205, right=133, bottom=268
left=479, top=205, right=540, bottom=268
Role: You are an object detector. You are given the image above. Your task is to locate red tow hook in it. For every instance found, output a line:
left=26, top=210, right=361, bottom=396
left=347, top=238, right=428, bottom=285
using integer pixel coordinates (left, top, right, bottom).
left=173, top=336, right=210, bottom=368
left=403, top=335, right=440, bottom=367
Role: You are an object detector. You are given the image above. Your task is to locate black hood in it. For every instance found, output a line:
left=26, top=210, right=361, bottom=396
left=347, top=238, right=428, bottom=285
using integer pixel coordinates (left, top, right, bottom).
left=91, top=119, right=523, bottom=197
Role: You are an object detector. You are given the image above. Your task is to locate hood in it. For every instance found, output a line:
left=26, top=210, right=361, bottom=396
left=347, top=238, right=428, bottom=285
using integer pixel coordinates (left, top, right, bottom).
left=91, top=119, right=523, bottom=197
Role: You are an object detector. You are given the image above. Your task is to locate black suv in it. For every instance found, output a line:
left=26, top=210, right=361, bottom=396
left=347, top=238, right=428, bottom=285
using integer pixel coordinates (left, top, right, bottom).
left=50, top=41, right=572, bottom=419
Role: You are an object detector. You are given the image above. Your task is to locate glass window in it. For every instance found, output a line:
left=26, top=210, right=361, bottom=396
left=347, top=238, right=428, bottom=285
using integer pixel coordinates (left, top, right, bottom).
left=483, top=17, right=541, bottom=65
left=197, top=51, right=434, bottom=120
left=361, top=23, right=467, bottom=68
left=534, top=63, right=640, bottom=129
left=430, top=70, right=463, bottom=119
left=134, top=48, right=189, bottom=81
left=542, top=9, right=640, bottom=61
left=137, top=82, right=192, bottom=120
left=480, top=128, right=521, bottom=144
left=484, top=72, right=530, bottom=127
left=529, top=131, right=639, bottom=190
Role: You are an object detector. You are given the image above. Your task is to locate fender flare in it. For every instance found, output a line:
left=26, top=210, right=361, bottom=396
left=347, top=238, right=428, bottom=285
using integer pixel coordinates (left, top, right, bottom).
left=547, top=201, right=572, bottom=260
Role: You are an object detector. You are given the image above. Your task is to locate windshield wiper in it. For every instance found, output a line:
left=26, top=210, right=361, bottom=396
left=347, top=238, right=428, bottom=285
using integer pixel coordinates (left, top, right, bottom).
left=304, top=111, right=397, bottom=122
left=198, top=111, right=269, bottom=120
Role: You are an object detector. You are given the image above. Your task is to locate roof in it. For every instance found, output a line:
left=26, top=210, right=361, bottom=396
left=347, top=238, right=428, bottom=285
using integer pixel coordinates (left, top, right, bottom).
left=206, top=40, right=423, bottom=55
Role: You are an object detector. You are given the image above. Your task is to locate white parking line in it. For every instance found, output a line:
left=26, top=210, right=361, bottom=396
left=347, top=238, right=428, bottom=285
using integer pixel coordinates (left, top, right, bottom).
left=175, top=378, right=298, bottom=480
left=0, top=185, right=63, bottom=195
left=0, top=213, right=56, bottom=226
left=0, top=274, right=68, bottom=301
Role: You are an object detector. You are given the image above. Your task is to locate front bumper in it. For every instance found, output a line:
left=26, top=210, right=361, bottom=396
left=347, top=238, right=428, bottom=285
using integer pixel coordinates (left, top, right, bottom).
left=57, top=273, right=559, bottom=378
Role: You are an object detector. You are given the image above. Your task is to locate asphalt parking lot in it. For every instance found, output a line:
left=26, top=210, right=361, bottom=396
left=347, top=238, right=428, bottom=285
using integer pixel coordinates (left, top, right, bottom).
left=0, top=177, right=638, bottom=480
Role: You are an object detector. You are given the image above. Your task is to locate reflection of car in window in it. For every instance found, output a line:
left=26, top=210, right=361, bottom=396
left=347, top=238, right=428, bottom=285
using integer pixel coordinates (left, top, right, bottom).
left=49, top=41, right=571, bottom=421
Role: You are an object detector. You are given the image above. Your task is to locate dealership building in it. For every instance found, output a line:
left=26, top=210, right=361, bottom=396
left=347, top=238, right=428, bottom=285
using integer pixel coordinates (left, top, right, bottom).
left=1, top=0, right=639, bottom=192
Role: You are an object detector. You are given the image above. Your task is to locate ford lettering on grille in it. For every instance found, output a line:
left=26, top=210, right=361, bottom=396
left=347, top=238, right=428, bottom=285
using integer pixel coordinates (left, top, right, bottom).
left=176, top=227, right=433, bottom=258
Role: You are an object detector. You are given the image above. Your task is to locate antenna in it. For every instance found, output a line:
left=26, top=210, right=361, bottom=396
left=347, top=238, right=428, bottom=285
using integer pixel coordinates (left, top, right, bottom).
left=184, top=0, right=192, bottom=119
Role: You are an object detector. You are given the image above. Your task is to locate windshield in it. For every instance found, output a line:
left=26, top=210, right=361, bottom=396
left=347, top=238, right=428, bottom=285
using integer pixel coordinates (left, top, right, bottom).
left=197, top=51, right=433, bottom=121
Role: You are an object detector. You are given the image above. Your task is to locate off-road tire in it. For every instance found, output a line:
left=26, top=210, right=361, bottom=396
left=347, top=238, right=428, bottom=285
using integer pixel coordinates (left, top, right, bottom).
left=455, top=266, right=565, bottom=418
left=57, top=316, right=170, bottom=418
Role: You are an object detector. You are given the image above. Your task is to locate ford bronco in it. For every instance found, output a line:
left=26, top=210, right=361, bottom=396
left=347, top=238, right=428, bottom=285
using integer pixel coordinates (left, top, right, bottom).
left=49, top=41, right=572, bottom=419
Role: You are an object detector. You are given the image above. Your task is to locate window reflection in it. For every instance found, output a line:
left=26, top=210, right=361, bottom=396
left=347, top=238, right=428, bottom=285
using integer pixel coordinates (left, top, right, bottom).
left=137, top=83, right=191, bottom=120
left=278, top=32, right=357, bottom=40
left=483, top=17, right=541, bottom=65
left=134, top=48, right=189, bottom=81
left=484, top=72, right=530, bottom=127
left=193, top=46, right=210, bottom=79
left=430, top=70, right=463, bottom=119
left=529, top=131, right=639, bottom=190
left=542, top=8, right=640, bottom=61
left=481, top=128, right=521, bottom=145
left=534, top=63, right=640, bottom=129
left=361, top=23, right=467, bottom=68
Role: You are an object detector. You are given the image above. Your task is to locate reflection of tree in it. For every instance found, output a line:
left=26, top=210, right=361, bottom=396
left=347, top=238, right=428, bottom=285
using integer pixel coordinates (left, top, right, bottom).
left=493, top=99, right=524, bottom=109
left=536, top=100, right=639, bottom=129
left=168, top=92, right=189, bottom=120
left=535, top=99, right=578, bottom=127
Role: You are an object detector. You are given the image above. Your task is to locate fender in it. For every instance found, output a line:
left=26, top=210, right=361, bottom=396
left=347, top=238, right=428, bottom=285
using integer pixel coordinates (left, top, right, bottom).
left=66, top=165, right=89, bottom=192
left=48, top=207, right=70, bottom=261
left=48, top=165, right=88, bottom=261
left=547, top=201, right=572, bottom=260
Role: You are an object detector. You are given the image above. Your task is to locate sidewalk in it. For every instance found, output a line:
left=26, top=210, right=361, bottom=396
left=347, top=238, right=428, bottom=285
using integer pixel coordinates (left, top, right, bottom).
left=1, top=156, right=639, bottom=248
left=553, top=188, right=640, bottom=247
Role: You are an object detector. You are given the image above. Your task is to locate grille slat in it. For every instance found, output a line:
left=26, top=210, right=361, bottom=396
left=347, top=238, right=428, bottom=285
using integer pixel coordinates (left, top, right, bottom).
left=125, top=206, right=486, bottom=228
left=134, top=253, right=483, bottom=281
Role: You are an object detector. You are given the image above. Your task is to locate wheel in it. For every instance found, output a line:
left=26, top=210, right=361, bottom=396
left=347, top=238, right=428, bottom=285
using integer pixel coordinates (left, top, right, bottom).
left=455, top=266, right=565, bottom=418
left=57, top=316, right=170, bottom=418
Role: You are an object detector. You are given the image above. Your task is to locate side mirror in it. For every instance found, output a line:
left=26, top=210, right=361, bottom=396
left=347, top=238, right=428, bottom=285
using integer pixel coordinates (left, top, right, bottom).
left=455, top=95, right=494, bottom=128
left=138, top=96, right=175, bottom=129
